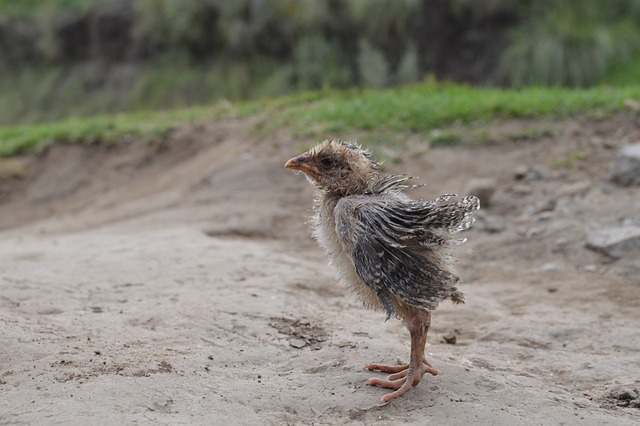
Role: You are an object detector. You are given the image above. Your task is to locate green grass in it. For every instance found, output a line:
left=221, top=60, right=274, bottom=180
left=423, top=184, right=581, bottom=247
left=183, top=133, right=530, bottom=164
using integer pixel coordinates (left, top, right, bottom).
left=429, top=131, right=466, bottom=147
left=2, top=81, right=640, bottom=157
left=0, top=102, right=249, bottom=157
left=278, top=83, right=640, bottom=137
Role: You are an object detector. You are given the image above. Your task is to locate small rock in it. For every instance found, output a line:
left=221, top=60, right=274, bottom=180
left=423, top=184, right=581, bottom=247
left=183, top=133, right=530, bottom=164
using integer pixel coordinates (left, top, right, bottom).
left=557, top=180, right=591, bottom=197
left=522, top=204, right=537, bottom=216
left=442, top=333, right=457, bottom=344
left=546, top=219, right=580, bottom=236
left=611, top=142, right=640, bottom=186
left=514, top=165, right=547, bottom=181
left=534, top=197, right=557, bottom=213
left=514, top=165, right=529, bottom=180
left=600, top=183, right=614, bottom=195
left=586, top=226, right=640, bottom=258
left=535, top=211, right=554, bottom=221
left=603, top=139, right=619, bottom=150
left=553, top=237, right=571, bottom=252
left=289, top=338, right=307, bottom=349
left=490, top=192, right=518, bottom=214
left=522, top=197, right=557, bottom=216
left=614, top=387, right=638, bottom=401
left=518, top=225, right=543, bottom=238
left=512, top=184, right=532, bottom=197
left=464, top=178, right=496, bottom=207
left=483, top=215, right=506, bottom=233
left=541, top=263, right=559, bottom=272
left=582, top=264, right=598, bottom=273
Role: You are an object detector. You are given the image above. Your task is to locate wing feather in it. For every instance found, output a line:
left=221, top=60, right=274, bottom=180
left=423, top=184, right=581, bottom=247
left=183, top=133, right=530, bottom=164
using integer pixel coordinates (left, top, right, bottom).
left=335, top=193, right=478, bottom=316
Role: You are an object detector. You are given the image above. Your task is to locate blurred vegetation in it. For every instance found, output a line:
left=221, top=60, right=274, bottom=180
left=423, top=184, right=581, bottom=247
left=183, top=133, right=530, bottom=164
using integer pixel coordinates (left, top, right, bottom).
left=0, top=0, right=639, bottom=126
left=607, top=55, right=640, bottom=86
left=504, top=0, right=640, bottom=87
left=2, top=81, right=640, bottom=157
left=0, top=0, right=106, bottom=18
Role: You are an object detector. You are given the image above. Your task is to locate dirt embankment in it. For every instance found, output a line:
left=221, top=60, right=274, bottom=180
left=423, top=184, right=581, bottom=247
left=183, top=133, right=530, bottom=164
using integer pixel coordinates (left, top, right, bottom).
left=1, top=114, right=639, bottom=424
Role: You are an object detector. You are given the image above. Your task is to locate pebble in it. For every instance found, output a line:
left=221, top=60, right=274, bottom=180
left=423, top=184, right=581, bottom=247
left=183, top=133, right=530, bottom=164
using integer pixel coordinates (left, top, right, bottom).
left=512, top=184, right=533, bottom=197
left=442, top=333, right=457, bottom=344
left=534, top=197, right=557, bottom=213
left=546, top=219, right=579, bottom=235
left=557, top=180, right=591, bottom=197
left=483, top=215, right=506, bottom=233
left=514, top=165, right=529, bottom=180
left=614, top=387, right=638, bottom=401
left=514, top=165, right=547, bottom=181
left=610, top=142, right=640, bottom=186
left=519, top=225, right=543, bottom=238
left=489, top=192, right=518, bottom=213
left=535, top=211, right=554, bottom=221
left=586, top=226, right=640, bottom=258
left=541, top=263, right=559, bottom=272
left=289, top=338, right=307, bottom=349
left=464, top=178, right=497, bottom=207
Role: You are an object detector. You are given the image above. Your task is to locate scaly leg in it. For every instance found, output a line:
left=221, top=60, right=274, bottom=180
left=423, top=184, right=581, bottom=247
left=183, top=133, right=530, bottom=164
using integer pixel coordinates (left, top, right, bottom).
left=365, top=311, right=438, bottom=403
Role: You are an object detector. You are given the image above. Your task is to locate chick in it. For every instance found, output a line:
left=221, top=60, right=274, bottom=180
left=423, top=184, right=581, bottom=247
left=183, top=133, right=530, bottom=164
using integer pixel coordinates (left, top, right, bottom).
left=285, top=139, right=479, bottom=403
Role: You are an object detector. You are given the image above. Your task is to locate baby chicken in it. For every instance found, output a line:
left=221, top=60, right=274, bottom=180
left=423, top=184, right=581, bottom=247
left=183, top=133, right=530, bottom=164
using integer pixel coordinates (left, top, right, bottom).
left=285, top=139, right=479, bottom=403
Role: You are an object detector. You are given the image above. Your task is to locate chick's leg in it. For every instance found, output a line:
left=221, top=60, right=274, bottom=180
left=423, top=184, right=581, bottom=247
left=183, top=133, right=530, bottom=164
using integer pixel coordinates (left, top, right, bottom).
left=365, top=311, right=438, bottom=403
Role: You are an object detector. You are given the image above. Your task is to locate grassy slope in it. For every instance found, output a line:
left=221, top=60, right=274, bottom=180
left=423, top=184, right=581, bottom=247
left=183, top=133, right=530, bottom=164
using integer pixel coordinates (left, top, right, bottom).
left=2, top=82, right=640, bottom=157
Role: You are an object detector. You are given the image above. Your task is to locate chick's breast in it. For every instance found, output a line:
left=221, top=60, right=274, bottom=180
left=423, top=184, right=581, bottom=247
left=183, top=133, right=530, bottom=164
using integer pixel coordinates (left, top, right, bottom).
left=312, top=197, right=383, bottom=312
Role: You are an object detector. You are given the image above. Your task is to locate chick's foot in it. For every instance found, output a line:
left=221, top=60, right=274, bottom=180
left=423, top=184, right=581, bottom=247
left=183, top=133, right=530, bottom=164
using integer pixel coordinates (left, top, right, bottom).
left=366, top=357, right=438, bottom=402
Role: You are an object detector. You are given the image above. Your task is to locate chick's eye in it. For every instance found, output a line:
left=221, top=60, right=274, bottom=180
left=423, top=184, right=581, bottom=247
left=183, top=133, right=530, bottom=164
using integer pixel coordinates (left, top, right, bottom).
left=320, top=158, right=335, bottom=168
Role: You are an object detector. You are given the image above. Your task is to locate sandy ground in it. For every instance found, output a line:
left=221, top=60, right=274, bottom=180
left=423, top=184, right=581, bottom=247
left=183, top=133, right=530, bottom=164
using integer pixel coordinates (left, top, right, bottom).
left=1, top=115, right=639, bottom=425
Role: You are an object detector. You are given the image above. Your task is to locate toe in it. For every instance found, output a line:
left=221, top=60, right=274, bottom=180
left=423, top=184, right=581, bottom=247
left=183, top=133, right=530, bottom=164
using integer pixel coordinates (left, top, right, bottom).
left=386, top=369, right=408, bottom=381
left=380, top=380, right=414, bottom=402
left=424, top=364, right=439, bottom=376
left=365, top=363, right=409, bottom=373
left=367, top=377, right=405, bottom=390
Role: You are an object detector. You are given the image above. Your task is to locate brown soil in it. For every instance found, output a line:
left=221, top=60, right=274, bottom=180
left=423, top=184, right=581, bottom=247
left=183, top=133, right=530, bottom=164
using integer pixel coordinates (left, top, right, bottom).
left=1, top=114, right=639, bottom=425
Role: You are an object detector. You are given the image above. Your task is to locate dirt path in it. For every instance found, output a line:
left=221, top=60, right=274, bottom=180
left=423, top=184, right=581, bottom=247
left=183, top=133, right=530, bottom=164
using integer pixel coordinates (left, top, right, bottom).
left=1, top=115, right=639, bottom=425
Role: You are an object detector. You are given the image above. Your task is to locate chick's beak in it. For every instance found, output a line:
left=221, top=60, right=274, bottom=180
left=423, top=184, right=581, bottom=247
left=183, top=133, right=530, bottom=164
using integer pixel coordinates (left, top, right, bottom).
left=284, top=152, right=318, bottom=179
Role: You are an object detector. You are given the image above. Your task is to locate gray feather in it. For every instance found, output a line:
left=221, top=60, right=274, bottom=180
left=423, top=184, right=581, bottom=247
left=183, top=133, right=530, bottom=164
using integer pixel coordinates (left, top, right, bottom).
left=335, top=188, right=479, bottom=312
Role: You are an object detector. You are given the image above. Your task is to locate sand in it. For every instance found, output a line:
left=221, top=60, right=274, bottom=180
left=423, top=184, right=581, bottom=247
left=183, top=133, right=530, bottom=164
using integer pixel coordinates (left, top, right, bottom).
left=1, top=115, right=639, bottom=425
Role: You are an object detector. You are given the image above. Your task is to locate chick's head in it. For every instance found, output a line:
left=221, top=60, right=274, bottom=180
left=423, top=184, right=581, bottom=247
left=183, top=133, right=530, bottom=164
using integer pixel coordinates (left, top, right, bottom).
left=285, top=139, right=379, bottom=195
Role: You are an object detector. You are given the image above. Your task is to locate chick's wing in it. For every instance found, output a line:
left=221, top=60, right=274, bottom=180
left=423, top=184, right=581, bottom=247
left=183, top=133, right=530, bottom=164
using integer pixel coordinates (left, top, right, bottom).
left=334, top=194, right=477, bottom=317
